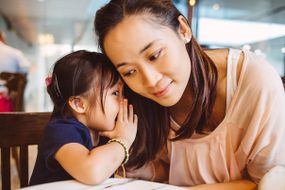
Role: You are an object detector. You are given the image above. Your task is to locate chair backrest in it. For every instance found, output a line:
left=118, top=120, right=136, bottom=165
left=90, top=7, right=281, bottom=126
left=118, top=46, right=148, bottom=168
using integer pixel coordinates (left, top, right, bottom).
left=0, top=72, right=27, bottom=111
left=0, top=112, right=51, bottom=190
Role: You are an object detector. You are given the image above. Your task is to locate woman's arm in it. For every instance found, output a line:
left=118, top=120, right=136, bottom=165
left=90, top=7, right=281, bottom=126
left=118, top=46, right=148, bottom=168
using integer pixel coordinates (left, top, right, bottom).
left=125, top=157, right=169, bottom=182
left=185, top=180, right=256, bottom=190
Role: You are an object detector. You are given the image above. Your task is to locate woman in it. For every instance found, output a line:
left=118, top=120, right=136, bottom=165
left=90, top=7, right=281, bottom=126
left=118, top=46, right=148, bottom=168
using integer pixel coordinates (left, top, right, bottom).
left=94, top=0, right=285, bottom=189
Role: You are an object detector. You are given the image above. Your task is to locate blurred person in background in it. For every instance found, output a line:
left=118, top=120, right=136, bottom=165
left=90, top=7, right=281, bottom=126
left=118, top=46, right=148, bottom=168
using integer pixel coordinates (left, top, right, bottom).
left=0, top=31, right=30, bottom=111
left=0, top=31, right=30, bottom=74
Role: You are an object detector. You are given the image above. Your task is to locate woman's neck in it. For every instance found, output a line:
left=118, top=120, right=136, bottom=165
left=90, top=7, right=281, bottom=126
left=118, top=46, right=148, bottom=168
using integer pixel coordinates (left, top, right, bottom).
left=169, top=83, right=193, bottom=126
left=169, top=49, right=228, bottom=129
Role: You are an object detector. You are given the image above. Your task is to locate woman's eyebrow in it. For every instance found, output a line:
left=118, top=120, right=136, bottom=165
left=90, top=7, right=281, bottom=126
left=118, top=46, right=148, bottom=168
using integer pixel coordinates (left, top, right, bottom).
left=116, top=62, right=126, bottom=69
left=116, top=40, right=161, bottom=69
left=139, top=39, right=160, bottom=54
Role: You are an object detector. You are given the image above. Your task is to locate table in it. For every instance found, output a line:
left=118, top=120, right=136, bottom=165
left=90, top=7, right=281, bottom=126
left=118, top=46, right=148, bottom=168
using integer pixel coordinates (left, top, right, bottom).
left=21, top=178, right=186, bottom=190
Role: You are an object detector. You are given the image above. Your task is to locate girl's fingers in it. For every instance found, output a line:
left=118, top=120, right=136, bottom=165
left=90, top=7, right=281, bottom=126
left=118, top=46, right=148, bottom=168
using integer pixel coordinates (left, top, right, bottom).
left=134, top=114, right=138, bottom=126
left=99, top=131, right=111, bottom=138
left=123, top=99, right=128, bottom=121
left=128, top=104, right=133, bottom=122
left=118, top=99, right=123, bottom=121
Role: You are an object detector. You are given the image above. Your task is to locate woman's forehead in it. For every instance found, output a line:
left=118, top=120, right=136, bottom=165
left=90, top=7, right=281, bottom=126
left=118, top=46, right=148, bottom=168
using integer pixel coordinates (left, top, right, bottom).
left=103, top=16, right=175, bottom=62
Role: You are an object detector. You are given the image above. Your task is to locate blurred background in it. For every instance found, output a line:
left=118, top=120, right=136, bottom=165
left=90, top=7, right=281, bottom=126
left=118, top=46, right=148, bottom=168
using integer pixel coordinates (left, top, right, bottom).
left=0, top=0, right=284, bottom=112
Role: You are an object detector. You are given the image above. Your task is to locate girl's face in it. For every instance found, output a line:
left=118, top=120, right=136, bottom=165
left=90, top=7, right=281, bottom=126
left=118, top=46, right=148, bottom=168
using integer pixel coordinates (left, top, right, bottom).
left=104, top=15, right=191, bottom=107
left=88, top=81, right=122, bottom=131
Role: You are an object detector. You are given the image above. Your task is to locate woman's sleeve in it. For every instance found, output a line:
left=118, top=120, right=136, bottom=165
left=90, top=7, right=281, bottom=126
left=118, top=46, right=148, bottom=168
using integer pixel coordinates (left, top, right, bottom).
left=242, top=54, right=285, bottom=183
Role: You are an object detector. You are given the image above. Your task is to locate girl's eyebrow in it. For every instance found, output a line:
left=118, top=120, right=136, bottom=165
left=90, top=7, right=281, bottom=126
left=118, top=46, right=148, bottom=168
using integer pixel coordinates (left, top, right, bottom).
left=116, top=39, right=161, bottom=69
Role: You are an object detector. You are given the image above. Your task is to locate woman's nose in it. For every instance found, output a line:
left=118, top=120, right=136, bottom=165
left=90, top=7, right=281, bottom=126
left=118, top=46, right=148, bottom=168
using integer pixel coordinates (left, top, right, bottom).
left=141, top=64, right=162, bottom=88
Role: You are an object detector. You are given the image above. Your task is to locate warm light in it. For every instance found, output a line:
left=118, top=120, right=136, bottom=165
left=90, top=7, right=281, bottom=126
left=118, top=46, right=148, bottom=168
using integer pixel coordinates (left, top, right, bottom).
left=38, top=33, right=55, bottom=44
left=189, top=0, right=196, bottom=6
left=212, top=3, right=220, bottom=10
left=254, top=49, right=262, bottom=55
left=254, top=49, right=266, bottom=58
left=39, top=44, right=71, bottom=57
left=198, top=18, right=285, bottom=46
left=242, top=44, right=251, bottom=51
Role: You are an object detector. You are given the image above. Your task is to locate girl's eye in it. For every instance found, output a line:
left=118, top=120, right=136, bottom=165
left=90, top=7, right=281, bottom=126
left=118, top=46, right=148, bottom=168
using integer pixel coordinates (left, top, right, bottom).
left=123, top=69, right=136, bottom=77
left=149, top=49, right=162, bottom=61
left=112, top=90, right=120, bottom=96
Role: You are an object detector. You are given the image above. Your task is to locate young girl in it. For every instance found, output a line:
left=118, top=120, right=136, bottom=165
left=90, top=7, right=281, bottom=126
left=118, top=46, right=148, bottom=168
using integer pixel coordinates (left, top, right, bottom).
left=29, top=50, right=137, bottom=185
left=95, top=0, right=285, bottom=189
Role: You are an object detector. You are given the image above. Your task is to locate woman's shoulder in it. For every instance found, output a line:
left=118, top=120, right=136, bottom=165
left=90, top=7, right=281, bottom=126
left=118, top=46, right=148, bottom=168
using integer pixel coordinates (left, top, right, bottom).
left=205, top=48, right=243, bottom=81
left=204, top=48, right=228, bottom=70
left=205, top=48, right=281, bottom=91
left=241, top=50, right=282, bottom=91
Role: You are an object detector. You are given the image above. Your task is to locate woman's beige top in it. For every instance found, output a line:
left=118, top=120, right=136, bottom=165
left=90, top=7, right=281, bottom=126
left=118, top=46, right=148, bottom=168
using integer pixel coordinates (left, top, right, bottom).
left=166, top=49, right=285, bottom=186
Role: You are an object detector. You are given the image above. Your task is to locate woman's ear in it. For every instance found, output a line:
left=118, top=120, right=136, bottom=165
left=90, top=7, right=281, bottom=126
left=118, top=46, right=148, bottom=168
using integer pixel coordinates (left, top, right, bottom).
left=177, top=15, right=192, bottom=43
left=68, top=96, right=87, bottom=114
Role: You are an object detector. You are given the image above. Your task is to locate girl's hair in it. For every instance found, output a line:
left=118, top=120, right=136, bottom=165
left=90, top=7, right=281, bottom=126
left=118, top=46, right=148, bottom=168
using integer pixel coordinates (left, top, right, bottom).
left=95, top=0, right=218, bottom=168
left=47, top=50, right=119, bottom=118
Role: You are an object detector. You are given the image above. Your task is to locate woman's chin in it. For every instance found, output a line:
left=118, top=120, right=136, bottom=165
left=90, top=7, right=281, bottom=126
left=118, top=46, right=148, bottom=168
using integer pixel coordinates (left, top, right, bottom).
left=153, top=97, right=180, bottom=107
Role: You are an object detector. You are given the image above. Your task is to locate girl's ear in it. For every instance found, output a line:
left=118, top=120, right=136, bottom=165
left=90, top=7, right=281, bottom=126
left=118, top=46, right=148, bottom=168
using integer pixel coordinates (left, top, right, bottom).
left=68, top=96, right=88, bottom=114
left=177, top=15, right=192, bottom=43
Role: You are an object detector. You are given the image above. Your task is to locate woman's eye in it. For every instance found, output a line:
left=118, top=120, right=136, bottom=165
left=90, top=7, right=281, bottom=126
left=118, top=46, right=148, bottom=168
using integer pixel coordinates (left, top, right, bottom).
left=149, top=49, right=162, bottom=61
left=123, top=69, right=136, bottom=77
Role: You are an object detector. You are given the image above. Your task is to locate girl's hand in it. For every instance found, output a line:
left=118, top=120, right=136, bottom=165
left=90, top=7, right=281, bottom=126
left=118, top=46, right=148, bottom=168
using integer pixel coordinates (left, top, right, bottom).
left=99, top=99, right=138, bottom=149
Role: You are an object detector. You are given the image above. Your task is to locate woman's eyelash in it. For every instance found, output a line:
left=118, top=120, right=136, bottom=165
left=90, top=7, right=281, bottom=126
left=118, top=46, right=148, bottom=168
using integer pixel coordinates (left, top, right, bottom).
left=123, top=69, right=136, bottom=77
left=121, top=49, right=163, bottom=77
left=149, top=49, right=162, bottom=61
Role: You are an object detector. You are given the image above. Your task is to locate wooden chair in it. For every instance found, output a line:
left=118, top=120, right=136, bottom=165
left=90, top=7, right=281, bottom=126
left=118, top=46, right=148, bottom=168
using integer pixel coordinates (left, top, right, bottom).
left=0, top=112, right=51, bottom=190
left=0, top=72, right=27, bottom=111
left=0, top=72, right=28, bottom=186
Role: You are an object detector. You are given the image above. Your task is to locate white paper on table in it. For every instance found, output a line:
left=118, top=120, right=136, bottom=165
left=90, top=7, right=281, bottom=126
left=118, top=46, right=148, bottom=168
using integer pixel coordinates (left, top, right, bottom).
left=21, top=178, right=185, bottom=190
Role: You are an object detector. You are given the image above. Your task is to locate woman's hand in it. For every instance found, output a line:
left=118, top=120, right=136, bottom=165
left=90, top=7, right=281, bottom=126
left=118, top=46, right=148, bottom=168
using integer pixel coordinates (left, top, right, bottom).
left=99, top=99, right=138, bottom=149
left=124, top=158, right=169, bottom=183
left=125, top=163, right=155, bottom=180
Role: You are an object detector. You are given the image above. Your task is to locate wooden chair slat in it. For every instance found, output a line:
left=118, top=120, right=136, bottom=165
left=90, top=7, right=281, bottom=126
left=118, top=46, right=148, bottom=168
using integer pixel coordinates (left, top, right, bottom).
left=0, top=112, right=51, bottom=190
left=20, top=145, right=29, bottom=187
left=0, top=112, right=51, bottom=147
left=1, top=148, right=11, bottom=190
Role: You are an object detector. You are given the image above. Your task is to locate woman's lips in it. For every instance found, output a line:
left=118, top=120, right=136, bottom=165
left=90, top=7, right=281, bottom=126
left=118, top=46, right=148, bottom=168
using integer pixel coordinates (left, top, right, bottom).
left=153, top=82, right=172, bottom=97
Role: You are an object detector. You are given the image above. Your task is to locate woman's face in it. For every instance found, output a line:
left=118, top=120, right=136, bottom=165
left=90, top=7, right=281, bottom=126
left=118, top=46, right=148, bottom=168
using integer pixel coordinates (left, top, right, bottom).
left=104, top=15, right=191, bottom=107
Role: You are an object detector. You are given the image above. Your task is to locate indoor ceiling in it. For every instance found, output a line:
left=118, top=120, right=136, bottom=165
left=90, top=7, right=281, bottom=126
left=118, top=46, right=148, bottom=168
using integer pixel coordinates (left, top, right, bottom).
left=0, top=0, right=106, bottom=46
left=200, top=0, right=285, bottom=24
left=0, top=0, right=284, bottom=47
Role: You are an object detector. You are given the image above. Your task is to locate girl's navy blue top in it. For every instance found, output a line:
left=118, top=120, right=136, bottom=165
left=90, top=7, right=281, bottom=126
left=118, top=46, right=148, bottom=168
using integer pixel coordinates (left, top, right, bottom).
left=29, top=117, right=108, bottom=186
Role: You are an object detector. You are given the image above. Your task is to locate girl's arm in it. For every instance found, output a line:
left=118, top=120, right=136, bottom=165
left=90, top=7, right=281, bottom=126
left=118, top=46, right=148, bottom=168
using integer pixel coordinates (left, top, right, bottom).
left=55, top=141, right=130, bottom=185
left=55, top=99, right=138, bottom=185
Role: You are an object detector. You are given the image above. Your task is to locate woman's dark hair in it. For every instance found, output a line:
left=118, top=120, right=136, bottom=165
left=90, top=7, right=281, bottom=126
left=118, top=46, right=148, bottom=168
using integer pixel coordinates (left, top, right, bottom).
left=47, top=50, right=119, bottom=118
left=95, top=0, right=217, bottom=168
